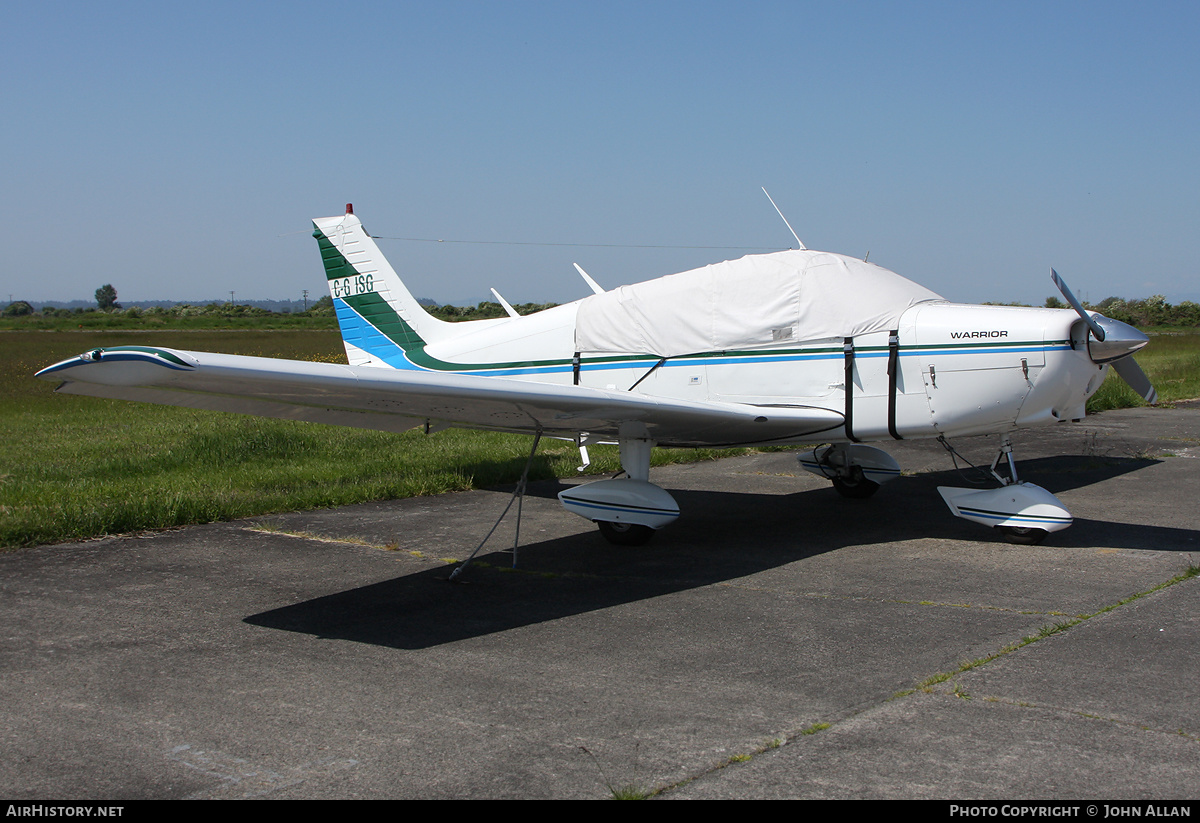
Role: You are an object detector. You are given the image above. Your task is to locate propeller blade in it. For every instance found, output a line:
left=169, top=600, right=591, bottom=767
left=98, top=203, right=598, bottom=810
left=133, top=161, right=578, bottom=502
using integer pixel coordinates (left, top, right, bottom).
left=1112, top=357, right=1159, bottom=404
left=1051, top=269, right=1105, bottom=342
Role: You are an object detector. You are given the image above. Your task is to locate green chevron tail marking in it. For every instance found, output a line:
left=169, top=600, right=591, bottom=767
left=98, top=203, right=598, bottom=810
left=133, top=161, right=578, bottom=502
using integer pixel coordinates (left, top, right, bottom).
left=314, top=229, right=356, bottom=281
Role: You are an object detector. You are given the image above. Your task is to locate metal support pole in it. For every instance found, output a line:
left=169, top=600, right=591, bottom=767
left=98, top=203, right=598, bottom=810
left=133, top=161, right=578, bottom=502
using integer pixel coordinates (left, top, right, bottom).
left=449, top=429, right=542, bottom=582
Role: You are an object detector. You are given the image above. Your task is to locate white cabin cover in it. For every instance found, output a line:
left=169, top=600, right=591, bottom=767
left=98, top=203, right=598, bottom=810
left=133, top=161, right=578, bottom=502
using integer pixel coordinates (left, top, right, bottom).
left=575, top=250, right=943, bottom=357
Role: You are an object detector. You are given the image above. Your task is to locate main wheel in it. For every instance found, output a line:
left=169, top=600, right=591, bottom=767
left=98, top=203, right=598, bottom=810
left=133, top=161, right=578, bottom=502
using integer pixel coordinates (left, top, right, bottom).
left=996, top=526, right=1049, bottom=545
left=831, top=467, right=880, bottom=499
left=597, top=521, right=655, bottom=546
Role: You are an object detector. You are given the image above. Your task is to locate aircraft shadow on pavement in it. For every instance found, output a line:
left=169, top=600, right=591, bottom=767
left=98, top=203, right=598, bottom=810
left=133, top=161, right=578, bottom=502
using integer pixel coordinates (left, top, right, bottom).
left=244, top=453, right=1196, bottom=650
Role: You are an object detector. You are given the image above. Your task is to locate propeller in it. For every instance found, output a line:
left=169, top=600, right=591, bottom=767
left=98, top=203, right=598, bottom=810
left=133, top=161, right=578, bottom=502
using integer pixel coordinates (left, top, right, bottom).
left=1112, top=358, right=1158, bottom=404
left=1051, top=269, right=1104, bottom=340
left=1052, top=269, right=1158, bottom=404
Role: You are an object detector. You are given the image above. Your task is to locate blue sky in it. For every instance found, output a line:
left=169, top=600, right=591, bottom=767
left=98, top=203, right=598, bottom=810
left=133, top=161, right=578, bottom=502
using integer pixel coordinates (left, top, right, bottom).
left=4, top=1, right=1197, bottom=307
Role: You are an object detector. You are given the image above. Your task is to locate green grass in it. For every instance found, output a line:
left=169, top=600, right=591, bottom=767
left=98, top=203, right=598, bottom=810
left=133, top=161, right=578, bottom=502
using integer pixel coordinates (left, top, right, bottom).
left=1086, top=332, right=1200, bottom=412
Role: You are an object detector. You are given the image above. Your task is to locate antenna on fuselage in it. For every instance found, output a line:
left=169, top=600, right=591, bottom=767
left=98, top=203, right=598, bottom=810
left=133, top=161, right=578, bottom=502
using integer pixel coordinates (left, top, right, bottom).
left=573, top=263, right=605, bottom=295
left=761, top=187, right=806, bottom=250
left=490, top=288, right=520, bottom=318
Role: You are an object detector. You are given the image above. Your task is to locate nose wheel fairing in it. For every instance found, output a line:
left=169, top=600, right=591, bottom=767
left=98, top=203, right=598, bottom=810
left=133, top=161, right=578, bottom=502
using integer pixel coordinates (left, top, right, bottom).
left=557, top=478, right=681, bottom=531
left=937, top=434, right=1072, bottom=544
left=937, top=483, right=1072, bottom=543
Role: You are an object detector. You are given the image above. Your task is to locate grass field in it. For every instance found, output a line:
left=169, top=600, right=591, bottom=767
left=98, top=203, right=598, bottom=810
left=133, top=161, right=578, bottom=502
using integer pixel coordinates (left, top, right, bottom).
left=1085, top=333, right=1200, bottom=411
left=3, top=329, right=1196, bottom=550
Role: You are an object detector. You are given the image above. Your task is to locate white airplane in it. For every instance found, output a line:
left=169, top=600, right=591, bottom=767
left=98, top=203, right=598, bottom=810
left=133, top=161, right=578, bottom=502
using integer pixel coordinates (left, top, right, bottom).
left=37, top=205, right=1156, bottom=547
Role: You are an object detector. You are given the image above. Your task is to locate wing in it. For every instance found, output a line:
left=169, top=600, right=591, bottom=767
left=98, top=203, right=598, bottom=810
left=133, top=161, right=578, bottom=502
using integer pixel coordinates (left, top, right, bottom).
left=36, top=345, right=845, bottom=447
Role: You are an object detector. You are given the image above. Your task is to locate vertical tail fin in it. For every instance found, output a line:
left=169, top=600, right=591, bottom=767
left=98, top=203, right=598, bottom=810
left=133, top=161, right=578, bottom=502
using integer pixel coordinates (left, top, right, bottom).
left=312, top=208, right=455, bottom=368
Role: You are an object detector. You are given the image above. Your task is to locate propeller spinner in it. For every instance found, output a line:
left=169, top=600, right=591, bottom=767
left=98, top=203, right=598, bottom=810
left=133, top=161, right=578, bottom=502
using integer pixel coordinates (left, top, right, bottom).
left=1052, top=269, right=1158, bottom=404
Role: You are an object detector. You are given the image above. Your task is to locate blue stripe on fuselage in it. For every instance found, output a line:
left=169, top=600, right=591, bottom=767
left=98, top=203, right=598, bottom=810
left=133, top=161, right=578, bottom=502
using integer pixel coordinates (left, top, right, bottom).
left=333, top=301, right=1071, bottom=376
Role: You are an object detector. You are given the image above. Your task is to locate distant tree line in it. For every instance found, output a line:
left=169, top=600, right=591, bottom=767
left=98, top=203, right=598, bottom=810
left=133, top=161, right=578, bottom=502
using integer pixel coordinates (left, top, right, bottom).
left=429, top=300, right=560, bottom=322
left=5, top=294, right=564, bottom=323
left=1044, top=294, right=1200, bottom=328
left=22, top=295, right=336, bottom=320
left=15, top=289, right=1194, bottom=329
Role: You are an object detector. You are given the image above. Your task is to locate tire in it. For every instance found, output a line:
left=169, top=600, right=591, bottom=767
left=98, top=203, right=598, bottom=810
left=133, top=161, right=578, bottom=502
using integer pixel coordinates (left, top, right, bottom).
left=996, top=526, right=1049, bottom=545
left=597, top=521, right=655, bottom=546
left=831, top=467, right=880, bottom=499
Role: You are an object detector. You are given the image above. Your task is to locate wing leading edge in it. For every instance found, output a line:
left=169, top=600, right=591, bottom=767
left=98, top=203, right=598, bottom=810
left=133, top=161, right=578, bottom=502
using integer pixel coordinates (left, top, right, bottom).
left=37, top=346, right=845, bottom=447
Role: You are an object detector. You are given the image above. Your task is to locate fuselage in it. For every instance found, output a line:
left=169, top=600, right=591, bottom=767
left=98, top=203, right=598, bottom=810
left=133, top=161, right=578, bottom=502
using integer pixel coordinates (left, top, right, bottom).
left=316, top=209, right=1113, bottom=447
left=338, top=297, right=1105, bottom=445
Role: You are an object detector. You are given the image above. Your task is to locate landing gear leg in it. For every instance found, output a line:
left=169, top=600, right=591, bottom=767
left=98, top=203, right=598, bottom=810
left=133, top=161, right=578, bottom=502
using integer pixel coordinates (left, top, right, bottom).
left=596, top=428, right=660, bottom=545
left=985, top=436, right=1049, bottom=544
left=989, top=435, right=1020, bottom=486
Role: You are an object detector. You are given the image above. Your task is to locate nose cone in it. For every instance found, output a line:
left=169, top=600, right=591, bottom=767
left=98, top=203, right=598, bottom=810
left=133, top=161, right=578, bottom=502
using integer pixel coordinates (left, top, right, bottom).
left=1087, top=315, right=1149, bottom=364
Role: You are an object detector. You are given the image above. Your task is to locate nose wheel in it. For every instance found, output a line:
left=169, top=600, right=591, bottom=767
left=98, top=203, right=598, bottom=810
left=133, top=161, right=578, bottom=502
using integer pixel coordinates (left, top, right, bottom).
left=995, top=525, right=1049, bottom=545
left=597, top=521, right=655, bottom=546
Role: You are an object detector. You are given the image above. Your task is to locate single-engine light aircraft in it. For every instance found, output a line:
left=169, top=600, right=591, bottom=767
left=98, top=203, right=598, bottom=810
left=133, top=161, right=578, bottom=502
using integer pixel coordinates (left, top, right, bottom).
left=38, top=205, right=1157, bottom=546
